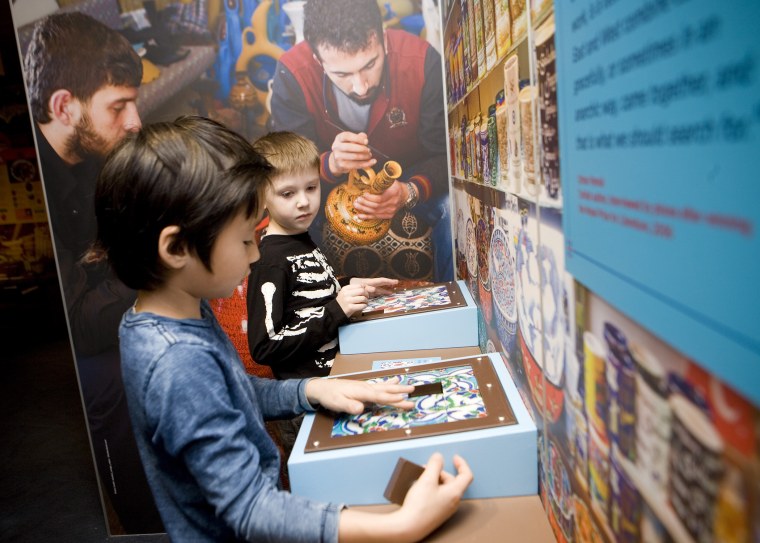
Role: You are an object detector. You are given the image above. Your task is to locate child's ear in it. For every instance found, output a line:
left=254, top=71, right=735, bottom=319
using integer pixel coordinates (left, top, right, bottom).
left=157, top=225, right=188, bottom=269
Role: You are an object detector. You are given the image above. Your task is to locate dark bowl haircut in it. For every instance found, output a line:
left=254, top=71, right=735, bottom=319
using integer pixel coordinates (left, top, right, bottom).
left=95, top=116, right=272, bottom=291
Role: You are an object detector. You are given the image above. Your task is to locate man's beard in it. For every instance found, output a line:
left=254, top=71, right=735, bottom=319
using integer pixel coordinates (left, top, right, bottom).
left=65, top=112, right=111, bottom=162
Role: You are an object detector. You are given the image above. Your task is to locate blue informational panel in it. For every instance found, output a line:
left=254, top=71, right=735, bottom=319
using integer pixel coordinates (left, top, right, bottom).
left=554, top=1, right=760, bottom=404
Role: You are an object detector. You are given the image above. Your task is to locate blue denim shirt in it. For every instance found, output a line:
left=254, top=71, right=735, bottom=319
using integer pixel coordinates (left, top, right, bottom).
left=119, top=301, right=341, bottom=542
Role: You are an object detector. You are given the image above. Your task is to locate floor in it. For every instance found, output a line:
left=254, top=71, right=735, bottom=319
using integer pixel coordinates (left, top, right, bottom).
left=0, top=279, right=167, bottom=542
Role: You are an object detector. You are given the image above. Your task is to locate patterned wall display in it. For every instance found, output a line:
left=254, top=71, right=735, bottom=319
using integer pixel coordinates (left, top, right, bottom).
left=444, top=2, right=759, bottom=542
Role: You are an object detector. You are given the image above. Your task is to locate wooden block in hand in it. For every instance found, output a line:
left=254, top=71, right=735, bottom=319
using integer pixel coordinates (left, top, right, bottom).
left=383, top=457, right=426, bottom=505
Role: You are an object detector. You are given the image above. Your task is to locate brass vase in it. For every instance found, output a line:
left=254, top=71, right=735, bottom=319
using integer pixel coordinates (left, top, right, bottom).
left=324, top=160, right=402, bottom=245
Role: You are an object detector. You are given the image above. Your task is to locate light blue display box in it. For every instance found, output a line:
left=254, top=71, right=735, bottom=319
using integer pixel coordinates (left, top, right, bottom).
left=288, top=353, right=538, bottom=505
left=337, top=280, right=478, bottom=354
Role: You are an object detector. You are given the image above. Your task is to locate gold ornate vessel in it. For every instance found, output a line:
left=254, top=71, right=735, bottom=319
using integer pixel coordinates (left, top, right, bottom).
left=324, top=160, right=402, bottom=245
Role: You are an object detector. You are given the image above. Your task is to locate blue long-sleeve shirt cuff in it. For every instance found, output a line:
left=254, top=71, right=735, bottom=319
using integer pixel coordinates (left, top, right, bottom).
left=322, top=502, right=343, bottom=543
left=297, top=378, right=318, bottom=412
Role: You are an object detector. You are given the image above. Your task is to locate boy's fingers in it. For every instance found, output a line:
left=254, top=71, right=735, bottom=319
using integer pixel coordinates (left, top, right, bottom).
left=438, top=469, right=455, bottom=484
left=377, top=395, right=414, bottom=409
left=343, top=399, right=366, bottom=415
left=386, top=400, right=415, bottom=410
left=372, top=386, right=411, bottom=401
left=451, top=455, right=474, bottom=488
left=377, top=381, right=414, bottom=394
left=419, top=453, right=444, bottom=483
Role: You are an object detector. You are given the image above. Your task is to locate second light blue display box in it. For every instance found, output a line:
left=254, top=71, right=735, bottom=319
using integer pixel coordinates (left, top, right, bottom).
left=337, top=280, right=479, bottom=354
left=288, top=353, right=538, bottom=505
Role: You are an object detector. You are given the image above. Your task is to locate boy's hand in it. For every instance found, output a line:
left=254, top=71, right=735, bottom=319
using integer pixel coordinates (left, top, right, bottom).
left=338, top=453, right=473, bottom=542
left=349, top=277, right=398, bottom=297
left=395, top=453, right=473, bottom=539
left=336, top=283, right=370, bottom=317
left=305, top=377, right=414, bottom=414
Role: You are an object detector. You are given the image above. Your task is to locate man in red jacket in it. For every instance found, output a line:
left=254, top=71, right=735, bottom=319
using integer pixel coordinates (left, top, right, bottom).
left=270, top=0, right=452, bottom=282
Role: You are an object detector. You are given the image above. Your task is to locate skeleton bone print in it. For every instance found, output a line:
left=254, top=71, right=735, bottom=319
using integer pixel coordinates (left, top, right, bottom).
left=264, top=249, right=340, bottom=368
left=247, top=233, right=349, bottom=379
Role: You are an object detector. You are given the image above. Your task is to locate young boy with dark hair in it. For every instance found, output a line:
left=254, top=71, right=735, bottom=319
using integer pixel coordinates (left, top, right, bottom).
left=94, top=116, right=472, bottom=542
left=246, top=131, right=397, bottom=381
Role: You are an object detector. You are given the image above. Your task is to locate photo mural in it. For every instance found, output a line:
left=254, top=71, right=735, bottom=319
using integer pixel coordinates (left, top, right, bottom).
left=10, top=0, right=759, bottom=538
left=445, top=0, right=759, bottom=542
left=11, top=0, right=451, bottom=534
